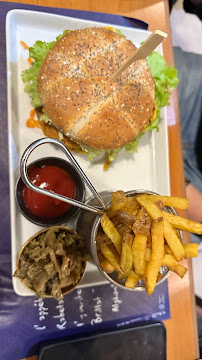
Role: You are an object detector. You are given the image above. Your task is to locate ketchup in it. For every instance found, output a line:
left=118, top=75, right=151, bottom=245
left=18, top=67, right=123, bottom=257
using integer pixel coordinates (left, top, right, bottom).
left=24, top=165, right=76, bottom=218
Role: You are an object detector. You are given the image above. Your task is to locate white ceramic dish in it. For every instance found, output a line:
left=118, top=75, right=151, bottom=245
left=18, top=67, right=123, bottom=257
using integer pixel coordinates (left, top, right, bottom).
left=6, top=9, right=170, bottom=296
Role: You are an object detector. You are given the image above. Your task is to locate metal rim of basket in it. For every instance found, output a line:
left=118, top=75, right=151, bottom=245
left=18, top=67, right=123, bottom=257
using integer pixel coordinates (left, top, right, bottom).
left=90, top=189, right=183, bottom=292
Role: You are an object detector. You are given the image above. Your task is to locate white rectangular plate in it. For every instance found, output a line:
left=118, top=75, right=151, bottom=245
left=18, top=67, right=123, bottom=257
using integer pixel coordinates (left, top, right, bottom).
left=6, top=9, right=170, bottom=296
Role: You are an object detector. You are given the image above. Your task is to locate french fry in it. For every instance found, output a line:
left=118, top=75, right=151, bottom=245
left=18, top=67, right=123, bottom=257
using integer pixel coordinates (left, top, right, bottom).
left=101, top=213, right=122, bottom=254
left=183, top=243, right=198, bottom=257
left=98, top=251, right=115, bottom=273
left=121, top=196, right=140, bottom=215
left=147, top=195, right=189, bottom=209
left=100, top=259, right=115, bottom=273
left=171, top=264, right=187, bottom=278
left=136, top=196, right=186, bottom=261
left=164, top=243, right=198, bottom=258
left=107, top=191, right=127, bottom=217
left=120, top=242, right=132, bottom=275
left=125, top=271, right=139, bottom=288
left=132, top=234, right=147, bottom=276
left=145, top=247, right=152, bottom=262
left=145, top=218, right=164, bottom=295
left=120, top=233, right=133, bottom=277
left=164, top=244, right=173, bottom=255
left=99, top=243, right=123, bottom=274
left=162, top=254, right=178, bottom=267
left=162, top=254, right=187, bottom=278
left=162, top=211, right=202, bottom=234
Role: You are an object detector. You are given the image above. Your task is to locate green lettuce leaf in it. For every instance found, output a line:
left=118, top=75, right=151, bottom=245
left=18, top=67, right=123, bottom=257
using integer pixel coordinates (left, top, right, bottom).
left=106, top=148, right=121, bottom=162
left=39, top=113, right=51, bottom=124
left=115, top=29, right=126, bottom=38
left=80, top=145, right=103, bottom=160
left=79, top=146, right=121, bottom=162
left=21, top=31, right=69, bottom=108
left=124, top=51, right=179, bottom=154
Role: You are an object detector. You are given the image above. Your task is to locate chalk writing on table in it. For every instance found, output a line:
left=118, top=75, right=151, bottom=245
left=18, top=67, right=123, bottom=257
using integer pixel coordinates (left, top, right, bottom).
left=110, top=284, right=123, bottom=313
left=158, top=293, right=165, bottom=311
left=33, top=298, right=48, bottom=331
left=53, top=298, right=67, bottom=330
left=74, top=288, right=87, bottom=328
left=91, top=293, right=102, bottom=326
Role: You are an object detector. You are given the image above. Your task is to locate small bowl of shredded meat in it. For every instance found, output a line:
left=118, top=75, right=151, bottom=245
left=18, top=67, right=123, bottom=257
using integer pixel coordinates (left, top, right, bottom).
left=14, top=226, right=86, bottom=299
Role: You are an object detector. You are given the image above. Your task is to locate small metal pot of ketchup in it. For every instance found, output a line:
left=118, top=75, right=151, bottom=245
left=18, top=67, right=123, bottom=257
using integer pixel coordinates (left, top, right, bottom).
left=16, top=157, right=85, bottom=226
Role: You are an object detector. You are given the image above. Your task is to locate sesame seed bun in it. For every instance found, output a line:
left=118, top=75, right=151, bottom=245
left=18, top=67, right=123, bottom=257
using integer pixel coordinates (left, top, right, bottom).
left=37, top=27, right=155, bottom=150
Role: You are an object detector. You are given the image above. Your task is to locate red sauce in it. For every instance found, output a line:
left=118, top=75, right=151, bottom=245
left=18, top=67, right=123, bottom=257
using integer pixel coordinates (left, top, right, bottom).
left=24, top=165, right=76, bottom=218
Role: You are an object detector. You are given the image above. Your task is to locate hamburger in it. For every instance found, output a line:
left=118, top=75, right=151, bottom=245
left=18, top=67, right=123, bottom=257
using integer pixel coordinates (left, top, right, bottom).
left=22, top=27, right=178, bottom=167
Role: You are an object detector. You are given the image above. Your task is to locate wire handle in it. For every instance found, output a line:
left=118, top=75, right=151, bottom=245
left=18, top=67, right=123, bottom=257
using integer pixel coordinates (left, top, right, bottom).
left=20, top=138, right=108, bottom=215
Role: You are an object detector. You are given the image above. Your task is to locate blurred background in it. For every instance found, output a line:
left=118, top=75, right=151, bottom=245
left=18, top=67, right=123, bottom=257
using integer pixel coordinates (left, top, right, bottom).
left=169, top=0, right=202, bottom=355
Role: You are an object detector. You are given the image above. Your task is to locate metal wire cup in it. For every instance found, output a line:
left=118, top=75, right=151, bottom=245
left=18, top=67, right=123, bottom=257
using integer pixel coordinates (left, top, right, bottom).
left=20, top=137, right=108, bottom=216
left=77, top=190, right=183, bottom=291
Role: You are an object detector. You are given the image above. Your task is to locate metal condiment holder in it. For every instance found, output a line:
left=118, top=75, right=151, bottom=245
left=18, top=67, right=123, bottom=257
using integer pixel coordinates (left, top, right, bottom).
left=20, top=137, right=108, bottom=215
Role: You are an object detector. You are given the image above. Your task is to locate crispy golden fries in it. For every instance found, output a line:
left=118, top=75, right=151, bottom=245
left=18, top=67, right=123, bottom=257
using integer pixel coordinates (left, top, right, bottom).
left=164, top=244, right=173, bottom=255
left=96, top=191, right=199, bottom=295
left=121, top=197, right=140, bottom=215
left=107, top=191, right=127, bottom=217
left=98, top=251, right=115, bottom=273
left=132, top=234, right=147, bottom=276
left=162, top=254, right=178, bottom=267
left=183, top=243, right=198, bottom=257
left=148, top=195, right=189, bottom=209
left=100, top=259, right=115, bottom=273
left=145, top=218, right=164, bottom=295
left=164, top=243, right=199, bottom=258
left=99, top=242, right=123, bottom=274
left=162, top=254, right=187, bottom=278
left=120, top=233, right=133, bottom=277
left=125, top=271, right=139, bottom=289
left=145, top=247, right=152, bottom=262
left=136, top=195, right=186, bottom=261
left=101, top=213, right=122, bottom=254
left=162, top=211, right=202, bottom=234
left=171, top=264, right=187, bottom=278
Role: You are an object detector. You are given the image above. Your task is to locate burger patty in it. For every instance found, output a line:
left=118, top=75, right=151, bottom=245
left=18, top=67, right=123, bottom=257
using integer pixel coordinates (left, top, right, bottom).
left=37, top=27, right=156, bottom=150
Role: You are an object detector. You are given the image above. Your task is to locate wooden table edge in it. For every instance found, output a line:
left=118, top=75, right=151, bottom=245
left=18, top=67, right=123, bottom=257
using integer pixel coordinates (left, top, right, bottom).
left=163, top=1, right=199, bottom=359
